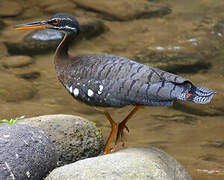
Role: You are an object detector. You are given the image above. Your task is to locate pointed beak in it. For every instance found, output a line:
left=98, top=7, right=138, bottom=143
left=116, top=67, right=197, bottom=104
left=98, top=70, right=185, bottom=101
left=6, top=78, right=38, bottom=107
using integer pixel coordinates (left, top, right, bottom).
left=14, top=21, right=49, bottom=30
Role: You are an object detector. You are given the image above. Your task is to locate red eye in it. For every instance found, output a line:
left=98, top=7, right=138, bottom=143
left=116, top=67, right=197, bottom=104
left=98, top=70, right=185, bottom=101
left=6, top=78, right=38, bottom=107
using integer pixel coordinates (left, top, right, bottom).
left=52, top=19, right=59, bottom=25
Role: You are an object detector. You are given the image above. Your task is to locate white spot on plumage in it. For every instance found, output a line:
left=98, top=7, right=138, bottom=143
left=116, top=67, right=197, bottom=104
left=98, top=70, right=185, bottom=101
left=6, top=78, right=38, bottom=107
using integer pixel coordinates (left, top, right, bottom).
left=15, top=153, right=19, bottom=159
left=98, top=91, right=102, bottom=95
left=26, top=171, right=31, bottom=178
left=88, top=89, right=94, bottom=97
left=73, top=88, right=79, bottom=96
left=98, top=85, right=104, bottom=95
left=99, top=85, right=103, bottom=91
left=69, top=86, right=73, bottom=93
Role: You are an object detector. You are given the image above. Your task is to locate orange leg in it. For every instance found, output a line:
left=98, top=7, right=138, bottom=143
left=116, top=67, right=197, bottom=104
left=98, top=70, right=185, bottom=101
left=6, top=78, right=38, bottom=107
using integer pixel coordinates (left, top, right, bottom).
left=112, top=106, right=141, bottom=152
left=103, top=111, right=118, bottom=155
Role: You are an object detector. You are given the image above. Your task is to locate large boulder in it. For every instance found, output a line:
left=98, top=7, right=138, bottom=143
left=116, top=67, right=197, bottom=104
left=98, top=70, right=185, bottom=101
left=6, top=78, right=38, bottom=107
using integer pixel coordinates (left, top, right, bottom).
left=16, top=114, right=104, bottom=166
left=45, top=147, right=192, bottom=180
left=0, top=124, right=58, bottom=180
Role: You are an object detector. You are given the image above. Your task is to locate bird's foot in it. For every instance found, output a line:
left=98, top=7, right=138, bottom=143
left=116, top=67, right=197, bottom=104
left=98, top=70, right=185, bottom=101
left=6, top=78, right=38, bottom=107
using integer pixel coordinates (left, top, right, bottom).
left=124, top=124, right=129, bottom=133
left=113, top=123, right=130, bottom=149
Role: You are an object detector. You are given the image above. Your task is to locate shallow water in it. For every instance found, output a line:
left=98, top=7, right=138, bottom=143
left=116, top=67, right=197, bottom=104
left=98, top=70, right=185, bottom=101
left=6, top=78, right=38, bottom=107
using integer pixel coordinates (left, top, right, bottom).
left=0, top=0, right=224, bottom=179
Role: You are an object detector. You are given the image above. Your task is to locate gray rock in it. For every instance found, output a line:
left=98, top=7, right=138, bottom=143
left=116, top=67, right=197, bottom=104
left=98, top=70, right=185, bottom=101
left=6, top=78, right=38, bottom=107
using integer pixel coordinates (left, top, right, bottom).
left=73, top=0, right=171, bottom=21
left=5, top=18, right=105, bottom=55
left=0, top=124, right=58, bottom=180
left=5, top=29, right=64, bottom=55
left=16, top=114, right=104, bottom=166
left=45, top=147, right=192, bottom=180
left=15, top=71, right=41, bottom=80
left=0, top=1, right=23, bottom=17
left=0, top=72, right=36, bottom=102
left=132, top=50, right=211, bottom=74
left=2, top=55, right=33, bottom=68
left=79, top=18, right=106, bottom=39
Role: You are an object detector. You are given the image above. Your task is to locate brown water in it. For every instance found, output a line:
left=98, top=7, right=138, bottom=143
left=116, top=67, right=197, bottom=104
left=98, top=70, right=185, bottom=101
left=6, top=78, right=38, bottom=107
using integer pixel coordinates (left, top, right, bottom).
left=0, top=0, right=224, bottom=179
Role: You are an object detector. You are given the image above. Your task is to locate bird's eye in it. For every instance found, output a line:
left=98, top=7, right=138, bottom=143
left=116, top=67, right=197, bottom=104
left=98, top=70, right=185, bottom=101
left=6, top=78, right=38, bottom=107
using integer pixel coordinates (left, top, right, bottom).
left=52, top=19, right=59, bottom=25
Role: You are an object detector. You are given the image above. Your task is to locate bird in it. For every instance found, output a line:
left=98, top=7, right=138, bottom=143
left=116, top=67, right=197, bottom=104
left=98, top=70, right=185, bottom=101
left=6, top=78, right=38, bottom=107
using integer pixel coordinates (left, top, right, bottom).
left=15, top=13, right=215, bottom=155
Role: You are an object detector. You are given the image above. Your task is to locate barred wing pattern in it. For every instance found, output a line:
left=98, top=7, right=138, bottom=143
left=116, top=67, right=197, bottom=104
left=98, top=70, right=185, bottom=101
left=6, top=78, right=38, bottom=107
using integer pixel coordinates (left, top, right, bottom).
left=61, top=54, right=214, bottom=108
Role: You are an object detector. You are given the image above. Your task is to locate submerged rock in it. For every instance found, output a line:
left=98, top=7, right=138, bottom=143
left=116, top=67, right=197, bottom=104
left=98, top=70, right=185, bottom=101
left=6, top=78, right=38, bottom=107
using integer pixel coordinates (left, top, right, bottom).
left=0, top=1, right=23, bottom=17
left=73, top=0, right=171, bottom=21
left=5, top=18, right=105, bottom=55
left=213, top=19, right=224, bottom=38
left=0, top=124, right=58, bottom=180
left=0, top=43, right=8, bottom=57
left=2, top=56, right=33, bottom=68
left=0, top=72, right=36, bottom=102
left=15, top=71, right=41, bottom=80
left=0, top=20, right=5, bottom=31
left=5, top=29, right=64, bottom=55
left=132, top=50, right=211, bottom=74
left=45, top=147, right=192, bottom=180
left=43, top=0, right=77, bottom=15
left=79, top=18, right=106, bottom=39
left=16, top=114, right=104, bottom=166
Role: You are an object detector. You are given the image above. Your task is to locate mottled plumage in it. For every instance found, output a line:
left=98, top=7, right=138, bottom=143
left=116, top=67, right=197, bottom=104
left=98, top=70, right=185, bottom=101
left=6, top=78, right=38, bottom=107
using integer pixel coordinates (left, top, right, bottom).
left=56, top=53, right=214, bottom=108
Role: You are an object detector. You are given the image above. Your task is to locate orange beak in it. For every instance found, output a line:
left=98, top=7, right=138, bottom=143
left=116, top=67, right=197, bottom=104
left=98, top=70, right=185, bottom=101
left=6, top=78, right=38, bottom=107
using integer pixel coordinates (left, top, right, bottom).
left=14, top=21, right=48, bottom=30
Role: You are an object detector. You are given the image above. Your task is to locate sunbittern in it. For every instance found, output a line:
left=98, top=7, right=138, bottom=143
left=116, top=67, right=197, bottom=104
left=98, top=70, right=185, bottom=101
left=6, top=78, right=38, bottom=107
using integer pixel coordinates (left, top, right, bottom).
left=15, top=13, right=215, bottom=154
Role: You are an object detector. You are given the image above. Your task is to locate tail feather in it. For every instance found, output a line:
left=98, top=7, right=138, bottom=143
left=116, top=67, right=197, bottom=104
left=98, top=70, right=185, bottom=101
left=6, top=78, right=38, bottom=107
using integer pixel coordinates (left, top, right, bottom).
left=176, top=83, right=215, bottom=104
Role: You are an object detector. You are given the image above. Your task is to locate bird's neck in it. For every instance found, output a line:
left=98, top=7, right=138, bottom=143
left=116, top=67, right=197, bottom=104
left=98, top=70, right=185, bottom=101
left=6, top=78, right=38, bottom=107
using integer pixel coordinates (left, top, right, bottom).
left=55, top=33, right=73, bottom=58
left=54, top=33, right=74, bottom=77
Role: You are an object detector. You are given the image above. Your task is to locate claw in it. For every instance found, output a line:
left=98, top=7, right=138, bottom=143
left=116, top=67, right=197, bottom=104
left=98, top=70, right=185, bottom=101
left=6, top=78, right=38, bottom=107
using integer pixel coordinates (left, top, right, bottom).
left=111, top=145, right=117, bottom=152
left=124, top=125, right=129, bottom=133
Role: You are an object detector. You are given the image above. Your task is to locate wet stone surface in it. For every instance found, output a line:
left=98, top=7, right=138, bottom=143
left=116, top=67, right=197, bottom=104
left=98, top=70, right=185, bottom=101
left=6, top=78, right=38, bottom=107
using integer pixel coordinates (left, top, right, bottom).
left=73, top=0, right=171, bottom=21
left=0, top=124, right=58, bottom=180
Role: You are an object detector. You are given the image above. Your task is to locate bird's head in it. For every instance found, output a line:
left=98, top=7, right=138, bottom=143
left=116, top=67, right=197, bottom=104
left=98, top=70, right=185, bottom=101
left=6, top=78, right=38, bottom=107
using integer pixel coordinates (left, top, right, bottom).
left=15, top=13, right=80, bottom=35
